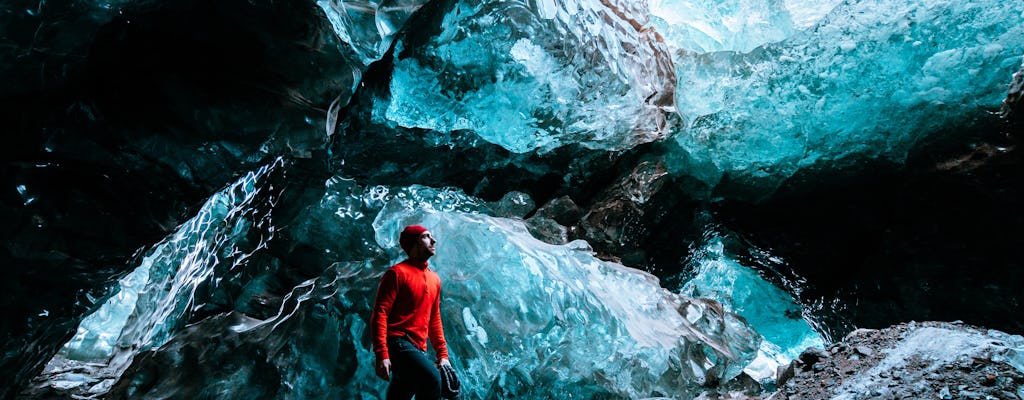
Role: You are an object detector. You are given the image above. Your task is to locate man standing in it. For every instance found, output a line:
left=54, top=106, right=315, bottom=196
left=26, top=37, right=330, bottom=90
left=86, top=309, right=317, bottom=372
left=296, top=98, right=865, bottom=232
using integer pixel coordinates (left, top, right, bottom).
left=370, top=225, right=452, bottom=400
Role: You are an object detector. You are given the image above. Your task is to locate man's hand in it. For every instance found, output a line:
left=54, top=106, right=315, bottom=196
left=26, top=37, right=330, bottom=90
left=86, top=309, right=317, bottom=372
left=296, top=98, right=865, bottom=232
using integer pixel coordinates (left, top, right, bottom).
left=438, top=357, right=451, bottom=368
left=375, top=358, right=392, bottom=381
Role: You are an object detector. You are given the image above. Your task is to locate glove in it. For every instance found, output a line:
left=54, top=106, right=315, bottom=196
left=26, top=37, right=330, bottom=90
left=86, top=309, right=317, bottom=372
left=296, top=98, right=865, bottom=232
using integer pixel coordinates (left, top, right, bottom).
left=438, top=363, right=461, bottom=399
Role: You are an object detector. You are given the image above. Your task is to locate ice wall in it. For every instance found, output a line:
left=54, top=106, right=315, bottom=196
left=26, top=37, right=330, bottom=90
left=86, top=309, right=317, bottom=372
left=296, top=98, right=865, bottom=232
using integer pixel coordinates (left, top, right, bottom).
left=373, top=191, right=762, bottom=397
left=681, top=228, right=825, bottom=381
left=648, top=0, right=843, bottom=54
left=34, top=160, right=282, bottom=395
left=317, top=0, right=432, bottom=65
left=47, top=183, right=763, bottom=398
left=376, top=0, right=677, bottom=153
left=670, top=0, right=1024, bottom=195
left=372, top=0, right=1024, bottom=197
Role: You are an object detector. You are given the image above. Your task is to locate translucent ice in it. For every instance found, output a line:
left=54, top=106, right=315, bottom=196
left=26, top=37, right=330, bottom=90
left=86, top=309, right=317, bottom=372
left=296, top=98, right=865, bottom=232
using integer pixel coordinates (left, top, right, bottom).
left=670, top=0, right=1024, bottom=195
left=681, top=228, right=825, bottom=381
left=78, top=184, right=760, bottom=399
left=371, top=187, right=760, bottom=397
left=377, top=0, right=677, bottom=153
left=37, top=160, right=282, bottom=393
left=648, top=0, right=842, bottom=54
left=316, top=0, right=432, bottom=65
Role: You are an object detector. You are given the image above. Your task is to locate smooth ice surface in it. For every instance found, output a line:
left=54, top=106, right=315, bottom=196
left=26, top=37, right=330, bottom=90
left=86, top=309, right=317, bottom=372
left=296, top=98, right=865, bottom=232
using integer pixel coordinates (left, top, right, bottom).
left=55, top=264, right=150, bottom=362
left=782, top=0, right=843, bottom=30
left=670, top=0, right=1024, bottom=195
left=38, top=160, right=281, bottom=392
left=681, top=230, right=824, bottom=381
left=316, top=0, right=431, bottom=65
left=378, top=0, right=677, bottom=153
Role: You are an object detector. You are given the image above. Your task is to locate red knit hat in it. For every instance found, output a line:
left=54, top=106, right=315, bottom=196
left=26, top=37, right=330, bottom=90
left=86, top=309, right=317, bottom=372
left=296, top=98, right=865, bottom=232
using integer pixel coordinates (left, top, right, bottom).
left=399, top=225, right=429, bottom=251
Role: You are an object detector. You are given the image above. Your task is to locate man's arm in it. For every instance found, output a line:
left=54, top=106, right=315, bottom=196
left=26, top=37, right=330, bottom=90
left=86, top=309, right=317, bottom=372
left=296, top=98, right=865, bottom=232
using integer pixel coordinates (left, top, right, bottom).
left=371, top=269, right=398, bottom=380
left=428, top=282, right=450, bottom=363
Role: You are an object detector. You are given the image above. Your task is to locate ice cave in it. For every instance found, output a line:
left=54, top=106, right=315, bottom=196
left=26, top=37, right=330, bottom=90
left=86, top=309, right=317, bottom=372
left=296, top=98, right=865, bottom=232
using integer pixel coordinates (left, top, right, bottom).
left=1, top=0, right=1023, bottom=398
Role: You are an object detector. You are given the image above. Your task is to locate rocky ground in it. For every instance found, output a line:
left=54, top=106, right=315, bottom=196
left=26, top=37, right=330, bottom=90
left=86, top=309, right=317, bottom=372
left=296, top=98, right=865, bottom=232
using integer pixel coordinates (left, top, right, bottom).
left=701, top=321, right=1024, bottom=400
left=25, top=319, right=1024, bottom=399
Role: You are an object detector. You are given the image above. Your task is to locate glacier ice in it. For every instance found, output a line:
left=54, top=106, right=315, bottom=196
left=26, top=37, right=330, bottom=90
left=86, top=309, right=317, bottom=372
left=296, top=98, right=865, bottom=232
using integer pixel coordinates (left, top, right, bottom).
left=669, top=0, right=1024, bottom=196
left=42, top=183, right=765, bottom=398
left=15, top=0, right=1024, bottom=397
left=648, top=0, right=843, bottom=54
left=35, top=160, right=283, bottom=394
left=316, top=0, right=432, bottom=66
left=681, top=226, right=825, bottom=381
left=370, top=0, right=1023, bottom=198
left=376, top=0, right=677, bottom=153
left=373, top=190, right=761, bottom=397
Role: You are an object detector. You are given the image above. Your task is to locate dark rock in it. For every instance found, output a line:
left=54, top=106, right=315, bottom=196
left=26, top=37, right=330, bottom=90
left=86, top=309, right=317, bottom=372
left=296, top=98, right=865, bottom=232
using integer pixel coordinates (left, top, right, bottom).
left=532, top=195, right=584, bottom=225
left=776, top=361, right=797, bottom=388
left=844, top=329, right=879, bottom=341
left=525, top=216, right=571, bottom=244
left=724, top=372, right=761, bottom=395
left=490, top=191, right=536, bottom=218
left=526, top=196, right=585, bottom=244
left=799, top=347, right=830, bottom=367
left=760, top=322, right=1024, bottom=400
left=579, top=160, right=668, bottom=262
left=855, top=345, right=874, bottom=357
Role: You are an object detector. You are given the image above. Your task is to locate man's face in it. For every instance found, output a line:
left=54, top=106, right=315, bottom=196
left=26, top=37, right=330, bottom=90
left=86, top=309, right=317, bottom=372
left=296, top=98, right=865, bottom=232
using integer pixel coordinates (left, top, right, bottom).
left=410, top=231, right=437, bottom=259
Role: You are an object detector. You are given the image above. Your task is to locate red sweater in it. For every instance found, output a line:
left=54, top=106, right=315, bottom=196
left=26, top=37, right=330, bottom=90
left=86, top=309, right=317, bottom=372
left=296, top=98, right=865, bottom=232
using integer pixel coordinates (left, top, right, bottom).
left=370, top=259, right=449, bottom=361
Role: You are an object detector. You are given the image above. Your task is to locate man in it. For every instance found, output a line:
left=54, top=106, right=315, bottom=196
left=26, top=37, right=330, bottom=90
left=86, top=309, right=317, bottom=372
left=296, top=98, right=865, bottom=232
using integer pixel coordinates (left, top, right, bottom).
left=370, top=224, right=452, bottom=400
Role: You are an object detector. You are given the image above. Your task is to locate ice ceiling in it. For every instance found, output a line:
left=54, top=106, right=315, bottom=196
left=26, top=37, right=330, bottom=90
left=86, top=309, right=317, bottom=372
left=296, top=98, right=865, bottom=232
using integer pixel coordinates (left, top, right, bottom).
left=2, top=0, right=1022, bottom=398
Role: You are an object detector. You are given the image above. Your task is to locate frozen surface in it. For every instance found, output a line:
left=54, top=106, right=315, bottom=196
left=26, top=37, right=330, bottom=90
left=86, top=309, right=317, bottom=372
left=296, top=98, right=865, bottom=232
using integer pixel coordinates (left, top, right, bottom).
left=669, top=0, right=1024, bottom=195
left=35, top=160, right=282, bottom=394
left=374, top=0, right=1023, bottom=196
left=649, top=0, right=842, bottom=54
left=317, top=0, right=432, bottom=65
left=377, top=0, right=677, bottom=153
left=681, top=229, right=825, bottom=381
left=23, top=0, right=1024, bottom=396
left=373, top=189, right=762, bottom=397
left=48, top=184, right=762, bottom=398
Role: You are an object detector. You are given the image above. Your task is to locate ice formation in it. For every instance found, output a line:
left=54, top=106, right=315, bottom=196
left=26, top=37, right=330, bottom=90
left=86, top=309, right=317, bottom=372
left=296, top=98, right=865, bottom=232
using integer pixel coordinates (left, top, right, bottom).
left=681, top=229, right=825, bottom=381
left=377, top=0, right=677, bottom=153
left=44, top=184, right=768, bottom=398
left=372, top=191, right=762, bottom=397
left=35, top=160, right=282, bottom=395
left=18, top=0, right=1024, bottom=397
left=669, top=0, right=1024, bottom=194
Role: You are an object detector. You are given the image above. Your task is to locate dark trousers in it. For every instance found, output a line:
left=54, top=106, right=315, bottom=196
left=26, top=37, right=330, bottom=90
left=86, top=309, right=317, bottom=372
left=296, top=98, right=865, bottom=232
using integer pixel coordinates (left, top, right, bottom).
left=386, top=336, right=441, bottom=400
